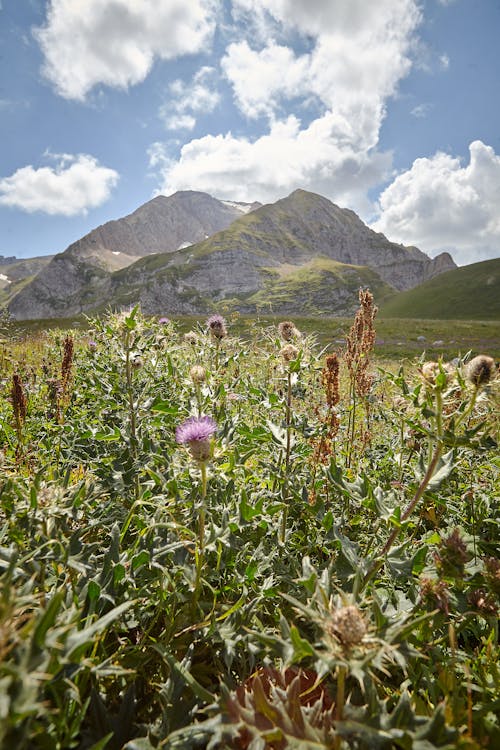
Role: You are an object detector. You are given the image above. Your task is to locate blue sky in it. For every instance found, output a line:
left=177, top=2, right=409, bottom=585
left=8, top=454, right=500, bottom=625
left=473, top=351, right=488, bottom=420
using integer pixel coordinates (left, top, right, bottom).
left=0, top=0, right=499, bottom=266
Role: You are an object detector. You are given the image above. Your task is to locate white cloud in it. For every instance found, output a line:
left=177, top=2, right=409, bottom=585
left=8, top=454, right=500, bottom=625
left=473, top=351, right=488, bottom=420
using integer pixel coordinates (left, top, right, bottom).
left=232, top=0, right=420, bottom=41
left=411, top=103, right=432, bottom=118
left=34, top=0, right=216, bottom=100
left=439, top=53, right=450, bottom=70
left=221, top=41, right=311, bottom=119
left=224, top=1, right=420, bottom=139
left=160, top=67, right=220, bottom=131
left=0, top=154, right=119, bottom=216
left=372, top=141, right=500, bottom=265
left=153, top=0, right=421, bottom=214
left=151, top=114, right=391, bottom=215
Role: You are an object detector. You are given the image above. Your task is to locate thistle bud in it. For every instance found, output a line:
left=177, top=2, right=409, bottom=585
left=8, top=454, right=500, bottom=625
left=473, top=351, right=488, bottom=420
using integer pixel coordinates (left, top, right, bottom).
left=190, top=365, right=206, bottom=384
left=280, top=344, right=299, bottom=362
left=278, top=320, right=301, bottom=341
left=183, top=331, right=198, bottom=344
left=329, top=605, right=367, bottom=647
left=466, top=355, right=496, bottom=387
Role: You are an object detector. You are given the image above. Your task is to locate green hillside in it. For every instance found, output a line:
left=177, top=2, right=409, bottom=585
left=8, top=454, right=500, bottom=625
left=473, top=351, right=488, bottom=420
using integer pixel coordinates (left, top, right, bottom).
left=379, top=258, right=500, bottom=319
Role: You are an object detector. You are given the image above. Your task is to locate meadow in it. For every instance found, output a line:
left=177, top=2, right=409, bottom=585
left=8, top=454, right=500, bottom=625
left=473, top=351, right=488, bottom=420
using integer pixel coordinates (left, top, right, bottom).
left=0, top=297, right=499, bottom=749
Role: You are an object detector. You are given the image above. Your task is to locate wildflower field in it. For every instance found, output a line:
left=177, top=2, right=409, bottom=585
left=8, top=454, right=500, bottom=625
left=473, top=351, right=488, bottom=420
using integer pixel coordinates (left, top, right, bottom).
left=0, top=297, right=499, bottom=749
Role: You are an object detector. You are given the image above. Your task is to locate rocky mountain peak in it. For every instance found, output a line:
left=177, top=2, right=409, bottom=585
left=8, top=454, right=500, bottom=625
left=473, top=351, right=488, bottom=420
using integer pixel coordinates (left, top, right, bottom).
left=7, top=188, right=457, bottom=320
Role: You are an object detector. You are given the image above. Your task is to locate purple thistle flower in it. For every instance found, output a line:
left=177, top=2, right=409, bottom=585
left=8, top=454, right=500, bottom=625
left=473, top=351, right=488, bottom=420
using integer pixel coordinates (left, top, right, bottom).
left=206, top=314, right=227, bottom=340
left=159, top=317, right=170, bottom=324
left=176, top=416, right=217, bottom=461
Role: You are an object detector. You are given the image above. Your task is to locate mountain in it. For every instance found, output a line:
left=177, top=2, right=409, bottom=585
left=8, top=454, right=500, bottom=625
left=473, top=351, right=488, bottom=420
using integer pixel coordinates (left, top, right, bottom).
left=379, top=258, right=500, bottom=320
left=8, top=189, right=456, bottom=319
left=7, top=191, right=258, bottom=319
left=0, top=254, right=53, bottom=308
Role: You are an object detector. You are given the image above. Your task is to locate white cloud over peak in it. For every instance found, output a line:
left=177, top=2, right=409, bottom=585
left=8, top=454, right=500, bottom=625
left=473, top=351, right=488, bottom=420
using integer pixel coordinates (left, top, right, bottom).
left=154, top=0, right=421, bottom=215
left=373, top=141, right=500, bottom=265
left=0, top=154, right=119, bottom=215
left=224, top=1, right=420, bottom=137
left=152, top=113, right=391, bottom=214
left=161, top=67, right=220, bottom=131
left=35, top=0, right=216, bottom=100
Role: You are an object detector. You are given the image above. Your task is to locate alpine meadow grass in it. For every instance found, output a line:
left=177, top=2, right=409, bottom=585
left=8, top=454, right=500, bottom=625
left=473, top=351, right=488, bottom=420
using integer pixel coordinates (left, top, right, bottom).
left=0, top=300, right=498, bottom=749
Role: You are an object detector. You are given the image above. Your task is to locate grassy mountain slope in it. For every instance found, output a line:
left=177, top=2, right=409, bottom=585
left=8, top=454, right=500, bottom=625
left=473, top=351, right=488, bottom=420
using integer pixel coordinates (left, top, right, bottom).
left=379, top=258, right=500, bottom=319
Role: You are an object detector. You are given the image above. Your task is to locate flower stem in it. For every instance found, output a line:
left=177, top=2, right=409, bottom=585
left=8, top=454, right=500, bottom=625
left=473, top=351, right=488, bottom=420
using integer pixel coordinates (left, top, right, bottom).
left=334, top=664, right=347, bottom=749
left=280, top=371, right=293, bottom=544
left=124, top=329, right=140, bottom=505
left=362, top=440, right=443, bottom=590
left=194, top=460, right=208, bottom=607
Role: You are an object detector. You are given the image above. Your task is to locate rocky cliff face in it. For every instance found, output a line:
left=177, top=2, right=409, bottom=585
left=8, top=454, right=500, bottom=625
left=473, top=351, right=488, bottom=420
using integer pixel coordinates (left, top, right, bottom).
left=8, top=188, right=456, bottom=319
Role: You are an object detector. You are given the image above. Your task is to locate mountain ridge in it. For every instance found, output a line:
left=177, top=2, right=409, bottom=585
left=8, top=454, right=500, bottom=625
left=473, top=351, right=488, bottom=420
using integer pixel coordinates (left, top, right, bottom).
left=7, top=189, right=456, bottom=319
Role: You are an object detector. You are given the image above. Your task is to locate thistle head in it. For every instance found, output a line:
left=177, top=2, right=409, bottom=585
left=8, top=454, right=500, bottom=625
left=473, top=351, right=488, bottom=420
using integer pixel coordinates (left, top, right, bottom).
left=280, top=344, right=299, bottom=363
left=433, top=528, right=471, bottom=578
left=158, top=316, right=170, bottom=325
left=419, top=576, right=450, bottom=615
left=466, top=355, right=496, bottom=387
left=190, top=365, right=206, bottom=384
left=420, top=360, right=453, bottom=388
left=328, top=604, right=367, bottom=648
left=206, top=314, right=227, bottom=340
left=176, top=415, right=217, bottom=462
left=278, top=320, right=301, bottom=341
left=183, top=331, right=198, bottom=345
left=130, top=352, right=143, bottom=368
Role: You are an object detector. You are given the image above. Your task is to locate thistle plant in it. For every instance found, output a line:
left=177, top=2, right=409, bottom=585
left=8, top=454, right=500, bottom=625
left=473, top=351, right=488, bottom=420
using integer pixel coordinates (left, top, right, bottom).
left=190, top=364, right=207, bottom=416
left=207, top=314, right=227, bottom=371
left=176, top=414, right=217, bottom=606
left=278, top=343, right=299, bottom=544
left=0, top=308, right=498, bottom=749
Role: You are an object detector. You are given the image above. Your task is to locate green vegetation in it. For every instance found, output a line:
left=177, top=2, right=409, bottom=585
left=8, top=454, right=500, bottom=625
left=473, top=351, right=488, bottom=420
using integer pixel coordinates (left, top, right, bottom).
left=245, top=258, right=395, bottom=315
left=0, top=303, right=498, bottom=748
left=380, top=259, right=500, bottom=320
left=5, top=313, right=499, bottom=360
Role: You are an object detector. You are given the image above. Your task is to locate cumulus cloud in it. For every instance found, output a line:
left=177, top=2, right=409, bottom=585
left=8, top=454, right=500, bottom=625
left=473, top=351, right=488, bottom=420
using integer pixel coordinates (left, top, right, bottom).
left=0, top=154, right=119, bottom=215
left=224, top=0, right=420, bottom=142
left=233, top=0, right=420, bottom=42
left=372, top=141, right=500, bottom=265
left=221, top=41, right=311, bottom=119
left=34, top=0, right=216, bottom=100
left=151, top=114, right=391, bottom=215
left=160, top=67, right=220, bottom=131
left=153, top=0, right=421, bottom=214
